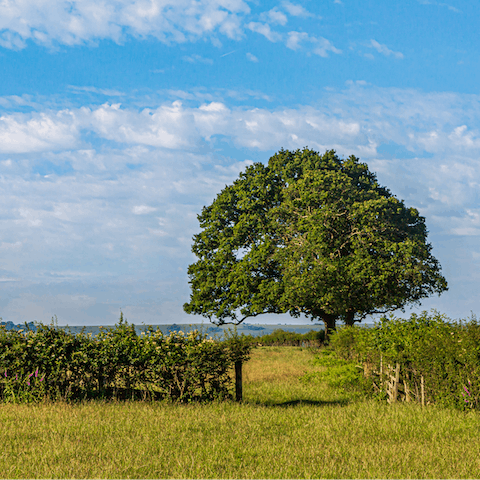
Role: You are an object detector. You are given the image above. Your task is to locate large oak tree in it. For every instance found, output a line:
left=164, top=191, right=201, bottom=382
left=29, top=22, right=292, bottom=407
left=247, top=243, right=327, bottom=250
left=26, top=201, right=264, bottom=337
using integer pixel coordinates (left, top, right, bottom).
left=184, top=149, right=447, bottom=337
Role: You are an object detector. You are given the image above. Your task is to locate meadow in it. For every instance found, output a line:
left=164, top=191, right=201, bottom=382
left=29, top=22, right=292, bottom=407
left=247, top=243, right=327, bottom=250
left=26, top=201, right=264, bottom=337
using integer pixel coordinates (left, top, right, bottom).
left=1, top=345, right=480, bottom=479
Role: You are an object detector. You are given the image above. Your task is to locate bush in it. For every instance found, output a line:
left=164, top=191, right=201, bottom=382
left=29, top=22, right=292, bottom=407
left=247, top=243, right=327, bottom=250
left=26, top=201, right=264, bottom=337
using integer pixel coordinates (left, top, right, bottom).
left=0, top=315, right=252, bottom=403
left=250, top=328, right=324, bottom=346
left=329, top=311, right=480, bottom=410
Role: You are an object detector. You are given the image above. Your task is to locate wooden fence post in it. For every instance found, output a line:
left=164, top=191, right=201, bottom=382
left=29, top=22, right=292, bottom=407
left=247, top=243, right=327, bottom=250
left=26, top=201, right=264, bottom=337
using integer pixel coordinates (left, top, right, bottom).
left=404, top=379, right=410, bottom=402
left=235, top=360, right=243, bottom=402
left=392, top=363, right=400, bottom=403
left=421, top=375, right=425, bottom=407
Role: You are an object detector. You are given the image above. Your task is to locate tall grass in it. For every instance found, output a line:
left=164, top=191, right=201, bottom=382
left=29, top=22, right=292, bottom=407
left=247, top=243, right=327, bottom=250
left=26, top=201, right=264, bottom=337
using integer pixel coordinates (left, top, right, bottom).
left=1, top=346, right=480, bottom=478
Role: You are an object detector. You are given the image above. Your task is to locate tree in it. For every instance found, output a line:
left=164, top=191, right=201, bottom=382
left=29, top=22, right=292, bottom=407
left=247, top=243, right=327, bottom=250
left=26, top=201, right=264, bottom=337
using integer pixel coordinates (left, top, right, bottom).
left=184, top=149, right=448, bottom=338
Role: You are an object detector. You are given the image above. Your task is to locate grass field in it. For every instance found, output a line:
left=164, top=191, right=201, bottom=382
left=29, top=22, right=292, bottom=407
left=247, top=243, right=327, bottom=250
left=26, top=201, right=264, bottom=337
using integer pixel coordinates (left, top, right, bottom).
left=1, top=346, right=480, bottom=478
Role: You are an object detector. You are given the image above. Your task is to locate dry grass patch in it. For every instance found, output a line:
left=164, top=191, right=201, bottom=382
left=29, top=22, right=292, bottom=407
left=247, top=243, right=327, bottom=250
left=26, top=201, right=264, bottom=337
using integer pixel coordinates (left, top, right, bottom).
left=244, top=346, right=318, bottom=382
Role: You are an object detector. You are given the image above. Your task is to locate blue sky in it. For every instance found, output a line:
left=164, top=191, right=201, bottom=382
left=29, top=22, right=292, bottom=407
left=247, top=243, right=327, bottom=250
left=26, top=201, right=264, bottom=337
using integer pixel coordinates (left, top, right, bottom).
left=0, top=0, right=478, bottom=326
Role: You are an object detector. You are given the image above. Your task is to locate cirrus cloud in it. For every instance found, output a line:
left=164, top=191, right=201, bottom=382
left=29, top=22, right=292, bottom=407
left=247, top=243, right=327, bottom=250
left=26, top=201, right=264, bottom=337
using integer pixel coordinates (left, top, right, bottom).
left=369, top=39, right=404, bottom=59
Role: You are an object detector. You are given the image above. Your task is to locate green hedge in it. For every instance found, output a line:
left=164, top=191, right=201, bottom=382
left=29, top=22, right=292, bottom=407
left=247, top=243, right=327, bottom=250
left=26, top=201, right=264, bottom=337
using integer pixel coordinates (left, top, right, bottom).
left=247, top=328, right=325, bottom=346
left=330, top=311, right=480, bottom=410
left=0, top=316, right=252, bottom=403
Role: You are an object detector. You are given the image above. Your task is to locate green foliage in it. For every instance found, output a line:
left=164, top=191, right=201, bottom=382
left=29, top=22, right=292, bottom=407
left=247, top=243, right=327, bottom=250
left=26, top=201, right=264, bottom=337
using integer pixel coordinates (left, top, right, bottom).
left=223, top=326, right=255, bottom=363
left=1, top=367, right=46, bottom=403
left=246, top=328, right=325, bottom=346
left=330, top=310, right=480, bottom=410
left=0, top=315, right=253, bottom=403
left=301, top=348, right=364, bottom=392
left=184, top=148, right=447, bottom=334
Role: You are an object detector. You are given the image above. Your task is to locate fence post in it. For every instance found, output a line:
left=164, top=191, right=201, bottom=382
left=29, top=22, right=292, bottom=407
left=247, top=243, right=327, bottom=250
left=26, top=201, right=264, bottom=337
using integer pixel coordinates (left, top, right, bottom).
left=380, top=354, right=383, bottom=390
left=235, top=360, right=243, bottom=402
left=392, top=363, right=400, bottom=403
left=421, top=375, right=425, bottom=407
left=404, top=379, right=410, bottom=402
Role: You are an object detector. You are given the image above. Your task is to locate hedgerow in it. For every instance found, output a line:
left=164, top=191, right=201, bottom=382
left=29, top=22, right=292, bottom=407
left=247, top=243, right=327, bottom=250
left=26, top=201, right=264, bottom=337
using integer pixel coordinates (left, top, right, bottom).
left=246, top=328, right=325, bottom=346
left=0, top=315, right=252, bottom=403
left=329, top=310, right=480, bottom=410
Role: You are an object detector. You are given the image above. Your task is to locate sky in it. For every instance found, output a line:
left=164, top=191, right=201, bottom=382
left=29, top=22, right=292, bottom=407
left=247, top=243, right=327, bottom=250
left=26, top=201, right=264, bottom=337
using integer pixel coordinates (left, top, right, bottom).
left=0, top=0, right=479, bottom=326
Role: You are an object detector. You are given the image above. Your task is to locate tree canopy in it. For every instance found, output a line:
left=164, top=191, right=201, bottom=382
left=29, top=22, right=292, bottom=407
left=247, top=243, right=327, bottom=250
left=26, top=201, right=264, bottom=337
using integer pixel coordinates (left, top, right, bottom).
left=183, top=149, right=448, bottom=336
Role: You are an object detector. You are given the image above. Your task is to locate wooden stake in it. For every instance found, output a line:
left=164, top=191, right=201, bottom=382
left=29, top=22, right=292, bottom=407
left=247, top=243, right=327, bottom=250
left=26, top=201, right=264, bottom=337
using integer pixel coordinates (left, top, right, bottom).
left=235, top=360, right=243, bottom=402
left=392, top=363, right=400, bottom=403
left=421, top=375, right=425, bottom=407
left=380, top=355, right=384, bottom=396
left=404, top=379, right=410, bottom=402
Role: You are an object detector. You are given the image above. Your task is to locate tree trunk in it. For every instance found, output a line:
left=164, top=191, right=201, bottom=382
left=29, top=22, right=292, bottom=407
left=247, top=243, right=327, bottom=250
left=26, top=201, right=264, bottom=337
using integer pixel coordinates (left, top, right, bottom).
left=345, top=310, right=355, bottom=326
left=319, top=312, right=337, bottom=343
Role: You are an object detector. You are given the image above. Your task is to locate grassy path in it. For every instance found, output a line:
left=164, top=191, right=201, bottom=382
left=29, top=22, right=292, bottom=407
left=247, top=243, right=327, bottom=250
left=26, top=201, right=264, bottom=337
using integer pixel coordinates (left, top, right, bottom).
left=1, top=346, right=480, bottom=478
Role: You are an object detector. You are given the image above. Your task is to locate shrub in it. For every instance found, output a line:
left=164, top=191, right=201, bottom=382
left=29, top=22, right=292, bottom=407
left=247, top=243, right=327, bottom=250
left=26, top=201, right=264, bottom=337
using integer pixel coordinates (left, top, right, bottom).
left=329, top=311, right=480, bottom=410
left=1, top=367, right=46, bottom=403
left=251, top=328, right=324, bottom=346
left=0, top=315, right=252, bottom=403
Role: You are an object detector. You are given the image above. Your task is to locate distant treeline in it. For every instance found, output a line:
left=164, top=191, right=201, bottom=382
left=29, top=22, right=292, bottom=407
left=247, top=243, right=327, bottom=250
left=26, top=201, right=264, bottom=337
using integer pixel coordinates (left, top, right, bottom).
left=244, top=328, right=325, bottom=346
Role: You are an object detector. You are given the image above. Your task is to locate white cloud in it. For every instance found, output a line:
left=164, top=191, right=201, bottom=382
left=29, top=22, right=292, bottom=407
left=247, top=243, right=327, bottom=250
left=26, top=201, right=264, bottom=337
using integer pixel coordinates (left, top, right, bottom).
left=417, top=0, right=461, bottom=13
left=286, top=31, right=341, bottom=56
left=0, top=110, right=79, bottom=153
left=413, top=124, right=480, bottom=153
left=132, top=205, right=157, bottom=215
left=182, top=54, right=214, bottom=65
left=3, top=87, right=479, bottom=161
left=246, top=21, right=282, bottom=42
left=312, top=37, right=342, bottom=57
left=369, top=39, right=404, bottom=59
left=286, top=31, right=308, bottom=50
left=68, top=86, right=125, bottom=97
left=260, top=8, right=288, bottom=26
left=0, top=0, right=251, bottom=49
left=281, top=1, right=315, bottom=17
left=246, top=52, right=258, bottom=62
left=0, top=94, right=44, bottom=110
left=448, top=210, right=480, bottom=236
left=88, top=101, right=198, bottom=149
left=0, top=0, right=341, bottom=63
left=1, top=87, right=480, bottom=166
